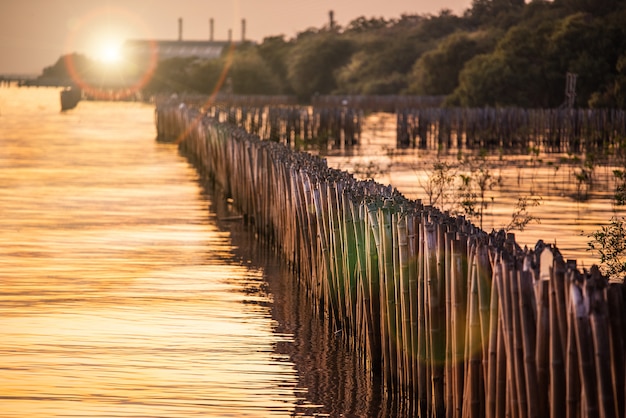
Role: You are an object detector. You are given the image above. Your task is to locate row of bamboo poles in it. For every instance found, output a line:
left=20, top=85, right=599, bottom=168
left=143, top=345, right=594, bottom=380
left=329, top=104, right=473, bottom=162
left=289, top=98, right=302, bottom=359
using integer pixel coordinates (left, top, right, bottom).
left=156, top=101, right=626, bottom=418
left=312, top=95, right=445, bottom=112
left=397, top=107, right=626, bottom=154
left=211, top=105, right=362, bottom=148
left=156, top=97, right=362, bottom=149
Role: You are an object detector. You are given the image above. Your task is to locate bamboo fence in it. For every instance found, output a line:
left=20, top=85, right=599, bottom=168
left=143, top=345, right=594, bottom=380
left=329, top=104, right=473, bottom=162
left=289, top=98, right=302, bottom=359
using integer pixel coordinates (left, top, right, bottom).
left=156, top=101, right=626, bottom=418
left=155, top=96, right=362, bottom=148
left=203, top=105, right=362, bottom=149
left=312, top=95, right=445, bottom=112
left=397, top=107, right=626, bottom=154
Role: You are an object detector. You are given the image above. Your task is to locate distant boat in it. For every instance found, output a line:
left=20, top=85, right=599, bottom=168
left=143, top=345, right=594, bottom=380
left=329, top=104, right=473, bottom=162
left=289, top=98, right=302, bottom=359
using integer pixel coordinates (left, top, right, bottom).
left=60, top=86, right=81, bottom=111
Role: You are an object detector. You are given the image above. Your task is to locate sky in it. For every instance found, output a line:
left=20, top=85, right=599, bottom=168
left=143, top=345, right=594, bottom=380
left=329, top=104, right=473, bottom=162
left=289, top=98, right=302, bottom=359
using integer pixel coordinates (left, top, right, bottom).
left=0, top=0, right=473, bottom=75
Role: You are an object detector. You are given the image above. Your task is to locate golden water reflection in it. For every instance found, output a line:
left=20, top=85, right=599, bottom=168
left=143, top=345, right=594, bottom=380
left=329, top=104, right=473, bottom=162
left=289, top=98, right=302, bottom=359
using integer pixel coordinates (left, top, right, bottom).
left=326, top=112, right=626, bottom=268
left=0, top=88, right=299, bottom=417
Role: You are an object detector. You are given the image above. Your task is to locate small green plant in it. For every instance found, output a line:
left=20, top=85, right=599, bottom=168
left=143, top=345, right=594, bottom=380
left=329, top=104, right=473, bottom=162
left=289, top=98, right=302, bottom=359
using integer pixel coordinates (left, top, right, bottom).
left=457, top=173, right=479, bottom=220
left=574, top=153, right=597, bottom=201
left=505, top=196, right=542, bottom=232
left=587, top=216, right=626, bottom=282
left=574, top=167, right=591, bottom=200
left=421, top=160, right=457, bottom=209
left=456, top=151, right=500, bottom=230
left=613, top=169, right=626, bottom=205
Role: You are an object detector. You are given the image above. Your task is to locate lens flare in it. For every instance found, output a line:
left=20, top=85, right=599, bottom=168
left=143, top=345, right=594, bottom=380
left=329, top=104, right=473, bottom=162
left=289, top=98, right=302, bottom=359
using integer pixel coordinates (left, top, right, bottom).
left=64, top=6, right=158, bottom=99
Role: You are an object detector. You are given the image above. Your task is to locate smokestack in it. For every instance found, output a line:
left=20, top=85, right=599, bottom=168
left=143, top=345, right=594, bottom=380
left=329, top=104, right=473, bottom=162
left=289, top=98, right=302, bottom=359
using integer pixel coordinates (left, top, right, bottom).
left=241, top=19, right=246, bottom=42
left=329, top=10, right=335, bottom=30
left=228, top=29, right=232, bottom=43
left=209, top=18, right=214, bottom=41
left=178, top=17, right=183, bottom=41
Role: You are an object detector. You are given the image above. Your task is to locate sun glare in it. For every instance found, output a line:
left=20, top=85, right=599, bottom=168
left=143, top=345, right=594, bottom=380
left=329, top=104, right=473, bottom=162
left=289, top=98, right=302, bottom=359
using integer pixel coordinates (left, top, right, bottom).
left=98, top=42, right=122, bottom=64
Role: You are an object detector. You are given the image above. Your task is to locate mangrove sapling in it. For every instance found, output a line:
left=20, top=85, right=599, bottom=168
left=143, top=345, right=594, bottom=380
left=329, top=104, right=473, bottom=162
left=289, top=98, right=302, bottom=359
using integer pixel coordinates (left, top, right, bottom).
left=419, top=160, right=457, bottom=210
left=613, top=169, right=626, bottom=205
left=587, top=216, right=626, bottom=283
left=573, top=153, right=598, bottom=201
left=458, top=173, right=479, bottom=221
left=457, top=151, right=501, bottom=230
left=574, top=167, right=592, bottom=201
left=505, top=196, right=542, bottom=232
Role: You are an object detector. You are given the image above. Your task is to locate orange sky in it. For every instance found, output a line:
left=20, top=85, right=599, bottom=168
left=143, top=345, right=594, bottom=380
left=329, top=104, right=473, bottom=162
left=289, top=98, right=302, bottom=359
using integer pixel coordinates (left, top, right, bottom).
left=0, top=0, right=472, bottom=74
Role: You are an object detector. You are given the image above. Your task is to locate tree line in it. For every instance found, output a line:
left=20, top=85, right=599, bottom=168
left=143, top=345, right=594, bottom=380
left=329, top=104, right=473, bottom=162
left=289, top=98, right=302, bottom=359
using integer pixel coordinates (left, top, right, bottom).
left=38, top=0, right=626, bottom=108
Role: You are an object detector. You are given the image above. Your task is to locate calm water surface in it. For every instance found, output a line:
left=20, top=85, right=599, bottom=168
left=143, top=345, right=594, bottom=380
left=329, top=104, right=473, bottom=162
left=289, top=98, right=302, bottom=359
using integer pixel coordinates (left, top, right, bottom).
left=2, top=87, right=621, bottom=418
left=0, top=88, right=380, bottom=417
left=326, top=113, right=625, bottom=268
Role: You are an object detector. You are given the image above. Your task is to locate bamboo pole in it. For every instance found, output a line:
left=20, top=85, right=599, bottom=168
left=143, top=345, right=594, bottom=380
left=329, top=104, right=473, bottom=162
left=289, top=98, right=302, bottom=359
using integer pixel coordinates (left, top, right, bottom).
left=365, top=201, right=383, bottom=377
left=476, top=241, right=491, bottom=407
left=549, top=256, right=567, bottom=418
left=606, top=283, right=625, bottom=418
left=408, top=214, right=419, bottom=398
left=445, top=231, right=456, bottom=414
left=451, top=234, right=468, bottom=418
left=572, top=275, right=599, bottom=417
left=510, top=264, right=528, bottom=418
left=486, top=259, right=499, bottom=418
left=588, top=267, right=616, bottom=418
left=518, top=268, right=539, bottom=418
left=496, top=255, right=517, bottom=418
left=463, top=244, right=482, bottom=418
left=566, top=275, right=581, bottom=418
left=535, top=278, right=550, bottom=418
left=417, top=219, right=428, bottom=417
left=379, top=203, right=398, bottom=390
left=397, top=213, right=412, bottom=394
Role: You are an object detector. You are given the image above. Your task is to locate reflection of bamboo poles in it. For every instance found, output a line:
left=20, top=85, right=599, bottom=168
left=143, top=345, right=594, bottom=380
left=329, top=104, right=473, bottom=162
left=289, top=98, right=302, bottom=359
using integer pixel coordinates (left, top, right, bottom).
left=396, top=107, right=626, bottom=154
left=158, top=101, right=626, bottom=418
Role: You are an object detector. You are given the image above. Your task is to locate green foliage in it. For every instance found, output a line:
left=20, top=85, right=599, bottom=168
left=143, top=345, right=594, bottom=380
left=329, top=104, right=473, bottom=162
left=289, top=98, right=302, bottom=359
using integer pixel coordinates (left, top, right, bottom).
left=39, top=0, right=626, bottom=106
left=467, top=0, right=525, bottom=28
left=40, top=53, right=89, bottom=83
left=286, top=33, right=354, bottom=99
left=448, top=52, right=514, bottom=107
left=37, top=53, right=128, bottom=87
left=452, top=5, right=626, bottom=107
left=560, top=0, right=623, bottom=16
left=344, top=17, right=390, bottom=33
left=452, top=18, right=559, bottom=107
left=334, top=33, right=428, bottom=94
left=226, top=49, right=284, bottom=94
left=408, top=31, right=493, bottom=96
left=588, top=216, right=626, bottom=282
left=256, top=36, right=293, bottom=91
left=143, top=57, right=204, bottom=95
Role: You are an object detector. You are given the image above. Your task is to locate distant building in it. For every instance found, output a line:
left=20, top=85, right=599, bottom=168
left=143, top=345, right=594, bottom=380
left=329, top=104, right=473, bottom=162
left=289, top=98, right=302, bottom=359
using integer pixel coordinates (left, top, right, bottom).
left=122, top=39, right=233, bottom=62
left=122, top=17, right=250, bottom=63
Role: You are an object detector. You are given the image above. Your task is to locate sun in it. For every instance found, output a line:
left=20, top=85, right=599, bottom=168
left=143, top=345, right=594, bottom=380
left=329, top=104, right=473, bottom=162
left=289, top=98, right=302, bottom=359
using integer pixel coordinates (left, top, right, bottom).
left=97, top=41, right=122, bottom=64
